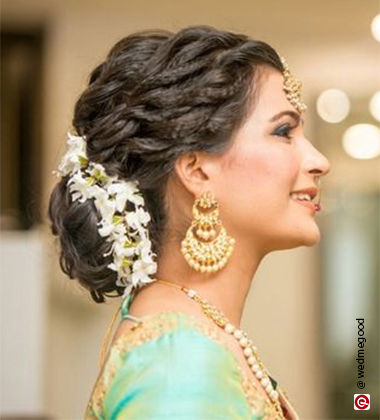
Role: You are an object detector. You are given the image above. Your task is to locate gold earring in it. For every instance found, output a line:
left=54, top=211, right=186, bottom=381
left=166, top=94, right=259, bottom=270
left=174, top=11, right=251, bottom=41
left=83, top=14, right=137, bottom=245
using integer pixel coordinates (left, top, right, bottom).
left=180, top=190, right=235, bottom=273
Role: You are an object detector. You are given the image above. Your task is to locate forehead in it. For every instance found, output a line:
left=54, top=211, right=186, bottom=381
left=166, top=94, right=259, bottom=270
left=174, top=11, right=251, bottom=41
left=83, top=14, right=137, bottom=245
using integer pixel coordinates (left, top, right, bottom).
left=227, top=67, right=305, bottom=144
left=254, top=68, right=297, bottom=119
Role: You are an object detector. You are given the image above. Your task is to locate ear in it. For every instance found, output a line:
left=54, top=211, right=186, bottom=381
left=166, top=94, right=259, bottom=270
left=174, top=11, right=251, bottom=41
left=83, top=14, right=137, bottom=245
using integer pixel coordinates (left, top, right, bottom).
left=173, top=151, right=213, bottom=198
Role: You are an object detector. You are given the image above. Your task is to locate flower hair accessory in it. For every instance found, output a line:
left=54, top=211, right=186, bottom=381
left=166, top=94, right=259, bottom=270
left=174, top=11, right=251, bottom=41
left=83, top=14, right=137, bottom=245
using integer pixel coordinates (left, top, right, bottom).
left=52, top=132, right=158, bottom=298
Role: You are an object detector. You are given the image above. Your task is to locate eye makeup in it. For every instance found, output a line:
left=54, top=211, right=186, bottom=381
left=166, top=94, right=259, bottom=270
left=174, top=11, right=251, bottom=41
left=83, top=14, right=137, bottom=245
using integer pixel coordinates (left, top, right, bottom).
left=272, top=123, right=296, bottom=140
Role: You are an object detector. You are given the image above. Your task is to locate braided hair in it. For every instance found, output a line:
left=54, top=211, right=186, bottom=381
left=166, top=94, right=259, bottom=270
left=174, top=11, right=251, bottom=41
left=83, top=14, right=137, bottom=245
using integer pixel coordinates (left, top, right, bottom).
left=48, top=24, right=284, bottom=303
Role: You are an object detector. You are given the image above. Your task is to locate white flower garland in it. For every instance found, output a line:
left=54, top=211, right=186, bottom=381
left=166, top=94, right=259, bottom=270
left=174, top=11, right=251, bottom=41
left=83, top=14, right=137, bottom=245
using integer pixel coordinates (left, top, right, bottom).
left=52, top=132, right=158, bottom=298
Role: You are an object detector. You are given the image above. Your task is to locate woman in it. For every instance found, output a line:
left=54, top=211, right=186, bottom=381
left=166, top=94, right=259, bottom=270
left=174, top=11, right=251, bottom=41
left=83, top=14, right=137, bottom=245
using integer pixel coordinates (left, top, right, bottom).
left=49, top=24, right=330, bottom=419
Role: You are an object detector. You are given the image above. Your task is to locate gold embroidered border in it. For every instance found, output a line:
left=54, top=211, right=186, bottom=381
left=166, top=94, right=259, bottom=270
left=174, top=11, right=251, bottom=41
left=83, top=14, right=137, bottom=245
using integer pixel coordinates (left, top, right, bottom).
left=176, top=313, right=284, bottom=419
left=85, top=313, right=178, bottom=418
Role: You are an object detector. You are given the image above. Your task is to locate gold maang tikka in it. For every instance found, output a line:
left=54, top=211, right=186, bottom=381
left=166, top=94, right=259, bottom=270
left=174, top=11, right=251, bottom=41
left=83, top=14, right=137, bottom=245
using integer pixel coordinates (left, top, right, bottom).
left=280, top=55, right=307, bottom=113
left=180, top=191, right=235, bottom=273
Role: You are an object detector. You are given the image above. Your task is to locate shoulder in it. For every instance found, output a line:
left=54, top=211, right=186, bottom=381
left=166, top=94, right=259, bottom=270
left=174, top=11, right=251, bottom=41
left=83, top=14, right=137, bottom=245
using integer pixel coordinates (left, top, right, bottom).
left=85, top=312, right=266, bottom=419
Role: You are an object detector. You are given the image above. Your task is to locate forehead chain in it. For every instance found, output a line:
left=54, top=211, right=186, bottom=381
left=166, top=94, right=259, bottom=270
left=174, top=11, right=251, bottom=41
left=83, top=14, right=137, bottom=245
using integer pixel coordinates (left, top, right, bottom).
left=279, top=55, right=307, bottom=113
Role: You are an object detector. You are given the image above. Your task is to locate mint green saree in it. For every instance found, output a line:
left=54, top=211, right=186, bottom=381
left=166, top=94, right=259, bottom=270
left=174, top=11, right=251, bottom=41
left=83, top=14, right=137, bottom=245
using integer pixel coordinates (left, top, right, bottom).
left=84, top=295, right=296, bottom=419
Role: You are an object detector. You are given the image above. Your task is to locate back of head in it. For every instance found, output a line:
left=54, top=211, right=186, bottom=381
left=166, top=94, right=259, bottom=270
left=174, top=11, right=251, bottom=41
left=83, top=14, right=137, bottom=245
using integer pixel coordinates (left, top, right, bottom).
left=48, top=24, right=283, bottom=303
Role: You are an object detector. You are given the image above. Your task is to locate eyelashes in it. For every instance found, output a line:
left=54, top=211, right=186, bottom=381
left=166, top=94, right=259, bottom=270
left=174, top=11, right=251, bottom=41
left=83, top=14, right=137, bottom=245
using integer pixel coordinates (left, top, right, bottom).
left=272, top=123, right=296, bottom=141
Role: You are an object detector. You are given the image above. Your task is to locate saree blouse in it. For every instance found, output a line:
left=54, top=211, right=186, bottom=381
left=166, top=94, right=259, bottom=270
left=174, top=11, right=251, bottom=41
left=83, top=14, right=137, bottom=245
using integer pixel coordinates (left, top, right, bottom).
left=84, top=294, right=299, bottom=419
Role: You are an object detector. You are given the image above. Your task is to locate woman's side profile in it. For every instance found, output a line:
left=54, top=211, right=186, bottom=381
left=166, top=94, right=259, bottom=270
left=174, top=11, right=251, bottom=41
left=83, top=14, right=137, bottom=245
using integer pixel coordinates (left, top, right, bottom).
left=48, top=24, right=331, bottom=419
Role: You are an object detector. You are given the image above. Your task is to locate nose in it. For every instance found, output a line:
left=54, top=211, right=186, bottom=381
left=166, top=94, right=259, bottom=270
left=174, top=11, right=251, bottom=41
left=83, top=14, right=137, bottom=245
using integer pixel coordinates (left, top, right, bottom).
left=303, top=142, right=331, bottom=179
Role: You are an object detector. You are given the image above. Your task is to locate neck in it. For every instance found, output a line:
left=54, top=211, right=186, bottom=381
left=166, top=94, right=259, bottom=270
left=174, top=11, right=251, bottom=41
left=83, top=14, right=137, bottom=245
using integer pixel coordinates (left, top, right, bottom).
left=145, top=234, right=267, bottom=328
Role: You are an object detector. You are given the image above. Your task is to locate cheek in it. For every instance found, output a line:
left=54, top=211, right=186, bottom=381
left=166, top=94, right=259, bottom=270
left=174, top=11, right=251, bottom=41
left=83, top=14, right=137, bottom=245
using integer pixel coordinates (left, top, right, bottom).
left=242, top=148, right=299, bottom=200
left=218, top=148, right=299, bottom=219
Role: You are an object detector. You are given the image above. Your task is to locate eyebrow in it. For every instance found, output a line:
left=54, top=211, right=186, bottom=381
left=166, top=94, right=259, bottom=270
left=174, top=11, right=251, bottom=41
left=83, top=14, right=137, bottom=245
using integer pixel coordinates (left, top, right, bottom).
left=269, top=110, right=305, bottom=126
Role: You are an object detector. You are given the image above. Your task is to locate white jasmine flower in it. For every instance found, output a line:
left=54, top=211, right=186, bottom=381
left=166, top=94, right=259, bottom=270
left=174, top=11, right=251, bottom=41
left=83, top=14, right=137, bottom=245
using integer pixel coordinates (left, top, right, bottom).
left=57, top=133, right=88, bottom=176
left=97, top=218, right=115, bottom=237
left=131, top=258, right=158, bottom=286
left=125, top=206, right=151, bottom=229
left=108, top=182, right=138, bottom=213
left=67, top=172, right=91, bottom=202
left=55, top=131, right=158, bottom=298
left=94, top=194, right=116, bottom=222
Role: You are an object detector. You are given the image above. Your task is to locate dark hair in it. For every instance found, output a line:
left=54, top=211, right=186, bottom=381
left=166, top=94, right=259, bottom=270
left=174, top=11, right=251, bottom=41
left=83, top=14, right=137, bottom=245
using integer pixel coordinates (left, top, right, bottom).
left=48, top=24, right=284, bottom=303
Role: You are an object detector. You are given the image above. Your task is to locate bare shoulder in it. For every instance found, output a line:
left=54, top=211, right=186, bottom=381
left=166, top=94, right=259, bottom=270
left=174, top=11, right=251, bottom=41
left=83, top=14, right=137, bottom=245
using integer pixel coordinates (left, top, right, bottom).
left=112, top=283, right=204, bottom=342
left=129, top=282, right=205, bottom=318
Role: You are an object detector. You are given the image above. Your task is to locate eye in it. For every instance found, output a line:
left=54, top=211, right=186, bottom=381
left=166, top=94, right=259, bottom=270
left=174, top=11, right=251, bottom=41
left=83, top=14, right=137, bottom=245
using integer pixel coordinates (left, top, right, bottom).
left=272, top=123, right=295, bottom=141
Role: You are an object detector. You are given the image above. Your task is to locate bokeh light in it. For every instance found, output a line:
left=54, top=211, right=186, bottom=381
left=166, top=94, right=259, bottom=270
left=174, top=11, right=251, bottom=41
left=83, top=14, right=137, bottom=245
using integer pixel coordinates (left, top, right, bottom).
left=342, top=123, right=380, bottom=159
left=371, top=14, right=380, bottom=42
left=369, top=91, right=380, bottom=122
left=316, top=88, right=350, bottom=123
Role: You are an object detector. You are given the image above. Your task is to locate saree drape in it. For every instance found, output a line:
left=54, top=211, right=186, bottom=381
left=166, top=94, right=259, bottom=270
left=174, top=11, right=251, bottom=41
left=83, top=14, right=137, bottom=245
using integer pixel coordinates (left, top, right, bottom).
left=84, top=295, right=297, bottom=419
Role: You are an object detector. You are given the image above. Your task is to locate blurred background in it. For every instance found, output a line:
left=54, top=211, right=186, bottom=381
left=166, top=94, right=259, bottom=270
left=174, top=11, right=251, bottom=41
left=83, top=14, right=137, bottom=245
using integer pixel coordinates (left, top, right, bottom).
left=1, top=1, right=379, bottom=419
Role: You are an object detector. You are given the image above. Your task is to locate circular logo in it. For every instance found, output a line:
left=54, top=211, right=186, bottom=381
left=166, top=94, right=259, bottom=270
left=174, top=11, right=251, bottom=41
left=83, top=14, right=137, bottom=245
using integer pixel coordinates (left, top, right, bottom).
left=354, top=394, right=370, bottom=410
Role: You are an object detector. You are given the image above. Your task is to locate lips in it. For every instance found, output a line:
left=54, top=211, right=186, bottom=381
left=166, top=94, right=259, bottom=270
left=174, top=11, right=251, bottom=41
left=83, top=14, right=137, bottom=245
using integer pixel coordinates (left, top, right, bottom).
left=290, top=194, right=322, bottom=212
left=290, top=196, right=316, bottom=210
left=290, top=187, right=318, bottom=200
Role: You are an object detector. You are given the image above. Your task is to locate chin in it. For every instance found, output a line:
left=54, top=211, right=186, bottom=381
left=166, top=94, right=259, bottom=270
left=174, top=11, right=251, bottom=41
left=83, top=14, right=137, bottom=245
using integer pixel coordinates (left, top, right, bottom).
left=291, top=216, right=322, bottom=247
left=302, top=233, right=320, bottom=247
left=298, top=226, right=321, bottom=247
left=272, top=226, right=321, bottom=250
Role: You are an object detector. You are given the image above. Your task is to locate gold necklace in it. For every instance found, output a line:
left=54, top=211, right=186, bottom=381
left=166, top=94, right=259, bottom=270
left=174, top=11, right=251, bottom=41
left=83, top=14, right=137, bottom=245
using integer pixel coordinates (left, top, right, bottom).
left=155, top=278, right=285, bottom=419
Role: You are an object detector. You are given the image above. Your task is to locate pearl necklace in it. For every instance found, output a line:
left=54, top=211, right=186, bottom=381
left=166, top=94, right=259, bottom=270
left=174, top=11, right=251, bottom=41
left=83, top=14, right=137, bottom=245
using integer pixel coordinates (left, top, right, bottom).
left=155, top=279, right=285, bottom=418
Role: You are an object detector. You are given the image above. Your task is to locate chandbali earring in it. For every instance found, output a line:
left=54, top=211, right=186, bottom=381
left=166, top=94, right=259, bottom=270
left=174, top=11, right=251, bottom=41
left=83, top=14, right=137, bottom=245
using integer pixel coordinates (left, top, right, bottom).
left=180, top=190, right=235, bottom=273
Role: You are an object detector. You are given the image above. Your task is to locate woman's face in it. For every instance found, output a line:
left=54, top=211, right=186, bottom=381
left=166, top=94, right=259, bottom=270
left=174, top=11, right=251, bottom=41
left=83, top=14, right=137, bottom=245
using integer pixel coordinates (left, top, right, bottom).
left=208, top=67, right=331, bottom=252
